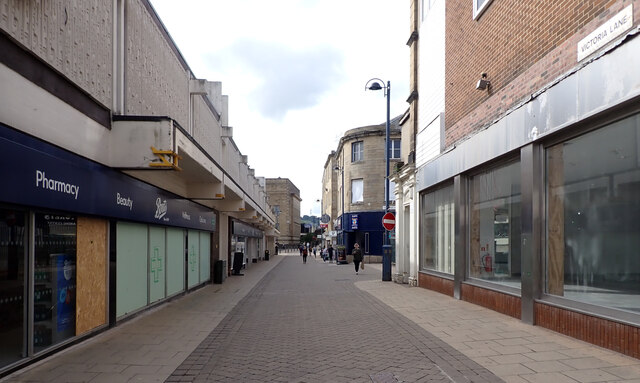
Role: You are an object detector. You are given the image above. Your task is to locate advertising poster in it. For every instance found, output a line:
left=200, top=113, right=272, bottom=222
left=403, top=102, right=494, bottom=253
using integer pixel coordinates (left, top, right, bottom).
left=55, top=253, right=75, bottom=333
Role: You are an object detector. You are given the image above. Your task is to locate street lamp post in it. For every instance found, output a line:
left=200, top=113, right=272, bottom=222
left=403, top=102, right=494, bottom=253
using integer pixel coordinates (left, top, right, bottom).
left=365, top=78, right=392, bottom=281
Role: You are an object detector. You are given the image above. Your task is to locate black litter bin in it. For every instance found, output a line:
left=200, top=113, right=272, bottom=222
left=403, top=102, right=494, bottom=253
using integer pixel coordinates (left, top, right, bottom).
left=264, top=250, right=270, bottom=261
left=213, top=260, right=225, bottom=284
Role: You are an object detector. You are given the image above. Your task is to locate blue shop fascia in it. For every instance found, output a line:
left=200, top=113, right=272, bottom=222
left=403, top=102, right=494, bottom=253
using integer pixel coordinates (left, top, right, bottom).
left=338, top=210, right=392, bottom=256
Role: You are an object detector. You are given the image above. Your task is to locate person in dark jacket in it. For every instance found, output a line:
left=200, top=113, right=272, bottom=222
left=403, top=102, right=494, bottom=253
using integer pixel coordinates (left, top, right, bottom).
left=352, top=243, right=363, bottom=274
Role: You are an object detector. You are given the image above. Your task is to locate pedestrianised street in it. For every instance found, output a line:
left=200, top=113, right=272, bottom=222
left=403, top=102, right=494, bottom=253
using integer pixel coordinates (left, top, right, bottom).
left=165, top=255, right=500, bottom=382
left=5, top=253, right=640, bottom=382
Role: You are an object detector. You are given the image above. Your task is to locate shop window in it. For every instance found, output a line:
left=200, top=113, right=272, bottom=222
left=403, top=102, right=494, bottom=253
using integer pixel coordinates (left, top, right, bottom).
left=33, top=213, right=76, bottom=353
left=469, top=160, right=521, bottom=288
left=546, top=113, right=640, bottom=313
left=0, top=208, right=26, bottom=368
left=187, top=230, right=200, bottom=289
left=420, top=183, right=454, bottom=274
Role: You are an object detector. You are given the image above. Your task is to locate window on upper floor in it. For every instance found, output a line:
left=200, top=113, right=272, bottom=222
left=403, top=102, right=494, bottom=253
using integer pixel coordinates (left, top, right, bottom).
left=352, top=141, right=363, bottom=162
left=473, top=0, right=494, bottom=19
left=388, top=181, right=396, bottom=201
left=389, top=139, right=401, bottom=159
left=421, top=0, right=436, bottom=22
left=351, top=179, right=363, bottom=203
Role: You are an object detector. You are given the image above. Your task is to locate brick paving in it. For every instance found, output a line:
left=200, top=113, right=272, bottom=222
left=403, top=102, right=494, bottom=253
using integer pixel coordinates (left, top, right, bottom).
left=166, top=256, right=502, bottom=382
left=3, top=252, right=640, bottom=383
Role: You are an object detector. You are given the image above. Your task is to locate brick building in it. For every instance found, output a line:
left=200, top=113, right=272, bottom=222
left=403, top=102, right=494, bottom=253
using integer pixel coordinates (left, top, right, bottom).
left=265, top=178, right=301, bottom=246
left=411, top=0, right=640, bottom=358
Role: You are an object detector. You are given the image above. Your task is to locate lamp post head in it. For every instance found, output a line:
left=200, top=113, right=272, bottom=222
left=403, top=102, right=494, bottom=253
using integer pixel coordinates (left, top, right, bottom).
left=368, top=81, right=384, bottom=91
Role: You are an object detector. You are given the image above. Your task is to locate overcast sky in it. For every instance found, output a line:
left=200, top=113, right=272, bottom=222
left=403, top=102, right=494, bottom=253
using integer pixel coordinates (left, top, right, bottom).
left=150, top=0, right=409, bottom=217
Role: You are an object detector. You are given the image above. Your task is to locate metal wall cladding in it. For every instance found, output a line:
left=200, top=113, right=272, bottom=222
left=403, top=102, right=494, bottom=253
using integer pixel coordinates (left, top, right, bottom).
left=417, top=32, right=640, bottom=192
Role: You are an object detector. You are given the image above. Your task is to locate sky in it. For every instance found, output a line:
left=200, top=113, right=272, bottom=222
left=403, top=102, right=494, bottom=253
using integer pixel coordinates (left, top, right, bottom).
left=149, top=0, right=410, bottom=217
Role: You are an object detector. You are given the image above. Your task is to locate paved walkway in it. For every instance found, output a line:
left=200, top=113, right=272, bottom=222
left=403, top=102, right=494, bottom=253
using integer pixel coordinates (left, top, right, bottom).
left=3, top=252, right=640, bottom=382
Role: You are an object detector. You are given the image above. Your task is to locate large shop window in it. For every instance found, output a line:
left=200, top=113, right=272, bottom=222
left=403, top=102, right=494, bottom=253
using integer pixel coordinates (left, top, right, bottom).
left=116, top=223, right=209, bottom=319
left=546, top=113, right=640, bottom=313
left=420, top=183, right=454, bottom=274
left=0, top=209, right=26, bottom=368
left=34, top=213, right=77, bottom=353
left=469, top=161, right=521, bottom=288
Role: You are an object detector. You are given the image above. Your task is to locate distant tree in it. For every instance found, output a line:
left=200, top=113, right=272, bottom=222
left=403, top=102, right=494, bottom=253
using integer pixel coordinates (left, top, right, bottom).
left=300, top=232, right=314, bottom=244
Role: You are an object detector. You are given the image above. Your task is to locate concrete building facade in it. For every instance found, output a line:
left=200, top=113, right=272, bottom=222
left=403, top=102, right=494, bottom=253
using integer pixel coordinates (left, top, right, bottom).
left=409, top=0, right=640, bottom=359
left=0, top=0, right=277, bottom=375
left=265, top=178, right=301, bottom=246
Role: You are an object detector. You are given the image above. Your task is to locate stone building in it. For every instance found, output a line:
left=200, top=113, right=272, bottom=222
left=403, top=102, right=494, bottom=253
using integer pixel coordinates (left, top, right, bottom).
left=322, top=119, right=402, bottom=260
left=265, top=178, right=301, bottom=246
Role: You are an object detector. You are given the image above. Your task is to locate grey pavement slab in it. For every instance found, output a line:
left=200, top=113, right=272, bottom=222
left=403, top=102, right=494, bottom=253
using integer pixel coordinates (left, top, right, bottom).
left=357, top=265, right=640, bottom=383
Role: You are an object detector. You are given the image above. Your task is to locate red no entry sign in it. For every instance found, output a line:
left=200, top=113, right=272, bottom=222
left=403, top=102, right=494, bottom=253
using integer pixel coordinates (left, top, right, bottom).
left=382, top=212, right=395, bottom=231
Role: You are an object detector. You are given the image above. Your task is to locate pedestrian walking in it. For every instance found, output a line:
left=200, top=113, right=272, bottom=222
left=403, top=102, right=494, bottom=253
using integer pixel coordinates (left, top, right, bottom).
left=328, top=244, right=334, bottom=263
left=302, top=247, right=308, bottom=263
left=352, top=243, right=363, bottom=274
left=313, top=246, right=317, bottom=258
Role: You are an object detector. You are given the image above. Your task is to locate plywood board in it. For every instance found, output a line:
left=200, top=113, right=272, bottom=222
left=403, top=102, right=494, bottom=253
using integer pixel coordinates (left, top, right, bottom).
left=76, top=216, right=107, bottom=335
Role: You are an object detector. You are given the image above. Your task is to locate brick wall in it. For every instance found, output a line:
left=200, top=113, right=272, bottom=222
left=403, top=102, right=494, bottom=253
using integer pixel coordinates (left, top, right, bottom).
left=536, top=302, right=640, bottom=359
left=418, top=272, right=454, bottom=297
left=445, top=0, right=638, bottom=146
left=461, top=284, right=521, bottom=319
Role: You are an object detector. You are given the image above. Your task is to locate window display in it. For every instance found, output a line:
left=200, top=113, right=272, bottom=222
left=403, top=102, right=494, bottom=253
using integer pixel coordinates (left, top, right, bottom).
left=469, top=161, right=521, bottom=288
left=420, top=183, right=454, bottom=274
left=0, top=209, right=26, bottom=368
left=33, top=213, right=76, bottom=353
left=546, top=113, right=640, bottom=313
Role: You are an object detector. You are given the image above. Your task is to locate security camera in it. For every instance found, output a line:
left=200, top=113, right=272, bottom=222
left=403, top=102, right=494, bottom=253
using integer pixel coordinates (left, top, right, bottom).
left=476, top=73, right=490, bottom=90
left=476, top=78, right=490, bottom=90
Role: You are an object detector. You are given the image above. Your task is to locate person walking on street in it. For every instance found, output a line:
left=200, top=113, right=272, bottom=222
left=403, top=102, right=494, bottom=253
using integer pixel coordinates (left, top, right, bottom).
left=302, top=247, right=308, bottom=264
left=352, top=243, right=363, bottom=274
left=328, top=245, right=334, bottom=263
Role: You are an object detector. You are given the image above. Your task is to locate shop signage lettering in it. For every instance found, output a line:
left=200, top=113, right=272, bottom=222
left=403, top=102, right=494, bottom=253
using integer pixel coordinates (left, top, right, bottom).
left=3, top=124, right=215, bottom=231
left=35, top=170, right=80, bottom=200
left=116, top=193, right=133, bottom=210
left=182, top=211, right=191, bottom=220
left=155, top=198, right=168, bottom=219
left=577, top=5, right=633, bottom=62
